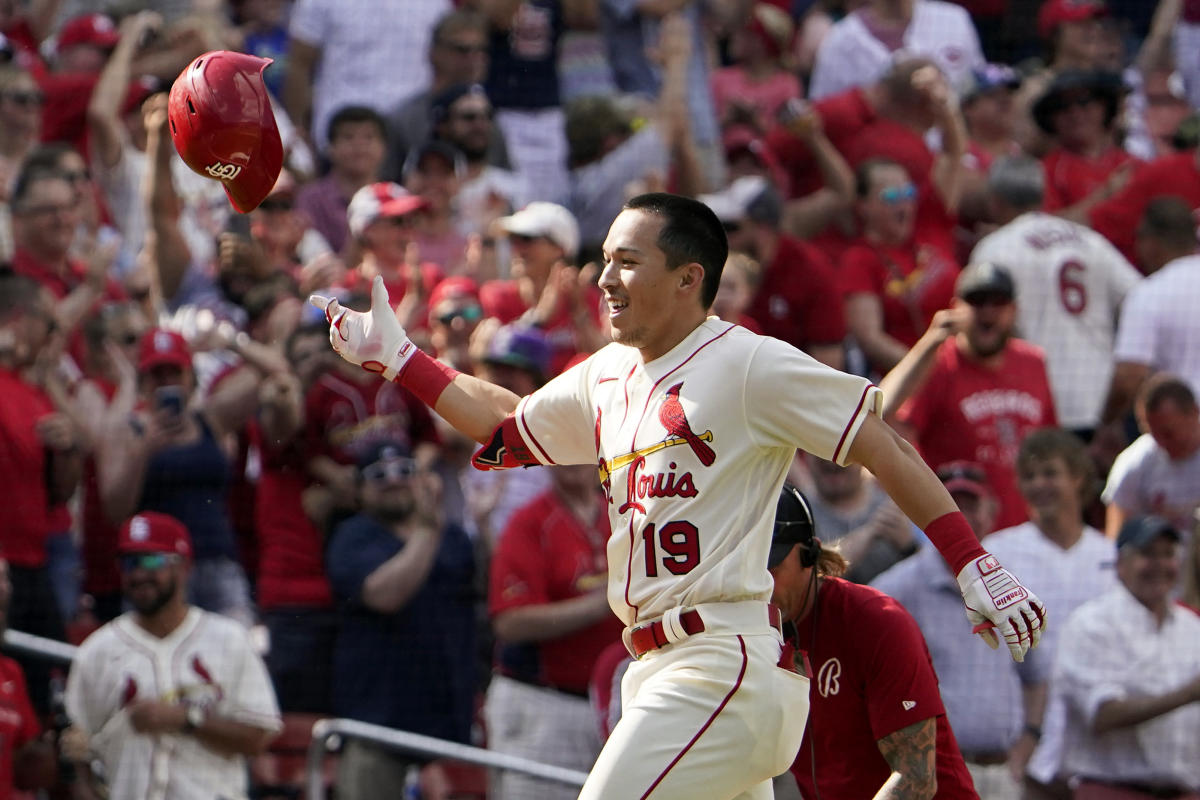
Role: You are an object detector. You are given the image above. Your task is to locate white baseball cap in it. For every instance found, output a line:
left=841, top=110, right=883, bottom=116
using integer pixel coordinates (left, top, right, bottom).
left=697, top=176, right=773, bottom=224
left=498, top=202, right=580, bottom=259
left=347, top=182, right=429, bottom=238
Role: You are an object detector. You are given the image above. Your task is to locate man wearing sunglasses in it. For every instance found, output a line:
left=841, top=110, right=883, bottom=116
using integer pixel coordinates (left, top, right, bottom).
left=64, top=512, right=281, bottom=800
left=325, top=441, right=476, bottom=800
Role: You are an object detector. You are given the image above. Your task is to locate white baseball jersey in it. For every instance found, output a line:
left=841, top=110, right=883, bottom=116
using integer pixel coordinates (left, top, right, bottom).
left=808, top=0, right=984, bottom=101
left=65, top=608, right=282, bottom=800
left=1112, top=254, right=1200, bottom=400
left=971, top=212, right=1142, bottom=430
left=509, top=318, right=881, bottom=627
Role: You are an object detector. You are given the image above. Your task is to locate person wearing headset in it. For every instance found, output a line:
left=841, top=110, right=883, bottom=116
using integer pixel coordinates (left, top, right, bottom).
left=769, top=484, right=979, bottom=800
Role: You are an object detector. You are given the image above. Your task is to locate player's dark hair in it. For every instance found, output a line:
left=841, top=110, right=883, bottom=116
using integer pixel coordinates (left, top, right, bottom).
left=1017, top=427, right=1097, bottom=504
left=1138, top=373, right=1198, bottom=414
left=1138, top=195, right=1198, bottom=252
left=0, top=272, right=41, bottom=320
left=854, top=158, right=905, bottom=200
left=623, top=193, right=727, bottom=308
left=326, top=105, right=387, bottom=145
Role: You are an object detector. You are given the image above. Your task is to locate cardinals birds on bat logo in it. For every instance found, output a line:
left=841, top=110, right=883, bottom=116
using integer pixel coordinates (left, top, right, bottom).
left=598, top=382, right=716, bottom=494
left=658, top=383, right=715, bottom=466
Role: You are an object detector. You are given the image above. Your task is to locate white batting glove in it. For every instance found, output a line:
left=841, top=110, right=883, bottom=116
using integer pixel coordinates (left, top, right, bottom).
left=956, top=553, right=1047, bottom=663
left=308, top=275, right=417, bottom=381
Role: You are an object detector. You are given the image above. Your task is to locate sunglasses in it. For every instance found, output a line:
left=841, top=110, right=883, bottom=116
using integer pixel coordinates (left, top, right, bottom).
left=437, top=305, right=483, bottom=325
left=119, top=553, right=180, bottom=572
left=3, top=89, right=44, bottom=108
left=361, top=456, right=417, bottom=482
left=451, top=110, right=492, bottom=123
left=61, top=169, right=91, bottom=184
left=936, top=464, right=987, bottom=484
left=258, top=197, right=294, bottom=212
left=509, top=233, right=546, bottom=245
left=878, top=184, right=917, bottom=205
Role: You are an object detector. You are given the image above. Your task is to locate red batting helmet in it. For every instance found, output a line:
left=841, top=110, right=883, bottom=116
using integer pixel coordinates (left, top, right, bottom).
left=167, top=50, right=283, bottom=214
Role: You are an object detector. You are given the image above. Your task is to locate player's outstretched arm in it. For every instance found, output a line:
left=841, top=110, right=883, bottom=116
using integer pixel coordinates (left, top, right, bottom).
left=848, top=414, right=1047, bottom=662
left=309, top=276, right=520, bottom=443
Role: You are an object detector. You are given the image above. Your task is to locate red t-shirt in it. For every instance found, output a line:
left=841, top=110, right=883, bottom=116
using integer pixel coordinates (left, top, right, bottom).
left=251, top=421, right=333, bottom=610
left=1089, top=152, right=1200, bottom=269
left=303, top=369, right=439, bottom=466
left=747, top=235, right=846, bottom=349
left=79, top=379, right=120, bottom=597
left=840, top=238, right=959, bottom=352
left=0, top=369, right=54, bottom=567
left=897, top=338, right=1057, bottom=531
left=11, top=248, right=124, bottom=301
left=1042, top=147, right=1134, bottom=212
left=784, top=579, right=976, bottom=800
left=489, top=490, right=624, bottom=694
left=0, top=656, right=39, bottom=800
left=767, top=89, right=876, bottom=200
left=479, top=278, right=603, bottom=377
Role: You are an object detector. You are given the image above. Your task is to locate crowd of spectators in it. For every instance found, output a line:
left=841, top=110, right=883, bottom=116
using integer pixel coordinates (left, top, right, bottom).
left=2, top=0, right=1200, bottom=798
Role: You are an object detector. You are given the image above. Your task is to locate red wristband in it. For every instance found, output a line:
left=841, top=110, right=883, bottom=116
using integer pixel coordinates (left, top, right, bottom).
left=923, top=511, right=987, bottom=575
left=395, top=350, right=460, bottom=408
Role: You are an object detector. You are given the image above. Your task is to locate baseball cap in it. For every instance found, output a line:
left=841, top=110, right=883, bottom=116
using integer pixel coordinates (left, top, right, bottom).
left=961, top=64, right=1022, bottom=103
left=498, top=202, right=580, bottom=260
left=935, top=461, right=990, bottom=497
left=427, top=276, right=481, bottom=322
left=56, top=13, right=120, bottom=54
left=955, top=261, right=1015, bottom=302
left=356, top=439, right=416, bottom=481
left=1038, top=0, right=1108, bottom=40
left=138, top=328, right=192, bottom=372
left=482, top=324, right=550, bottom=380
left=768, top=484, right=816, bottom=569
left=698, top=175, right=781, bottom=227
left=1116, top=515, right=1180, bottom=552
left=430, top=83, right=489, bottom=124
left=402, top=140, right=467, bottom=180
left=347, top=182, right=430, bottom=237
left=118, top=512, right=193, bottom=559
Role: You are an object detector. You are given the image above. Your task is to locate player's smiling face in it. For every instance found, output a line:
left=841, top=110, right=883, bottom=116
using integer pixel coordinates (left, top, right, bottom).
left=599, top=209, right=706, bottom=362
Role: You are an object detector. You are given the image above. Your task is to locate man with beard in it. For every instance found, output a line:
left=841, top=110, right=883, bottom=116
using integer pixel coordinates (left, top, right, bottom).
left=63, top=512, right=281, bottom=800
left=882, top=262, right=1058, bottom=530
left=325, top=441, right=475, bottom=800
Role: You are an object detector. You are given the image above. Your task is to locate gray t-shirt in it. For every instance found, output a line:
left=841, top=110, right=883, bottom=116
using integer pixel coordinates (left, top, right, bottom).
left=1103, top=433, right=1200, bottom=534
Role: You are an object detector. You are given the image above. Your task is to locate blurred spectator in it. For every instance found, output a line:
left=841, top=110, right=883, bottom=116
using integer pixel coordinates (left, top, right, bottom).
left=884, top=262, right=1058, bottom=531
left=970, top=155, right=1141, bottom=437
left=431, top=83, right=528, bottom=248
left=983, top=428, right=1119, bottom=787
left=841, top=157, right=960, bottom=374
left=342, top=182, right=442, bottom=310
left=0, top=63, right=43, bottom=177
left=711, top=251, right=763, bottom=332
left=96, top=328, right=287, bottom=626
left=403, top=140, right=470, bottom=274
left=387, top=10, right=507, bottom=180
left=23, top=142, right=119, bottom=265
left=326, top=441, right=476, bottom=800
left=0, top=273, right=76, bottom=711
left=285, top=0, right=452, bottom=152
left=249, top=171, right=334, bottom=288
left=1134, top=196, right=1199, bottom=277
left=1103, top=375, right=1200, bottom=538
left=232, top=0, right=291, bottom=97
left=699, top=175, right=846, bottom=368
left=873, top=462, right=1027, bottom=800
left=1032, top=70, right=1134, bottom=217
left=295, top=105, right=389, bottom=256
left=426, top=275, right=484, bottom=373
left=484, top=464, right=622, bottom=800
left=808, top=0, right=983, bottom=101
left=800, top=451, right=917, bottom=584
left=1029, top=516, right=1200, bottom=799
left=64, top=512, right=282, bottom=800
left=710, top=3, right=801, bottom=136
left=37, top=12, right=119, bottom=153
left=959, top=63, right=1023, bottom=221
left=0, top=556, right=53, bottom=799
left=253, top=323, right=337, bottom=714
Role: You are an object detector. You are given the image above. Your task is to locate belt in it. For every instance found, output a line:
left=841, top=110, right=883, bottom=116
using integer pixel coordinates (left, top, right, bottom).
left=627, top=603, right=783, bottom=659
left=1080, top=779, right=1192, bottom=799
left=960, top=750, right=1009, bottom=766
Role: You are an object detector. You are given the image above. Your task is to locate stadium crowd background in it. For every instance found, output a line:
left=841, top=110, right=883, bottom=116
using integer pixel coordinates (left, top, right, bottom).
left=1, top=0, right=1200, bottom=797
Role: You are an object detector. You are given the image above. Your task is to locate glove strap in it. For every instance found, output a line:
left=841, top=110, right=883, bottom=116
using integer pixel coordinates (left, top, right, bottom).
left=923, top=511, right=987, bottom=575
left=396, top=349, right=461, bottom=408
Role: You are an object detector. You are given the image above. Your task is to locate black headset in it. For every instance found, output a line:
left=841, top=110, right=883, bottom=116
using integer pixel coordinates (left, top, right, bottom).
left=775, top=483, right=819, bottom=568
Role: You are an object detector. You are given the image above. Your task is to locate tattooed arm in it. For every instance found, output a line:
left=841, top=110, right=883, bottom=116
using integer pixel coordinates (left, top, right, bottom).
left=873, top=717, right=939, bottom=800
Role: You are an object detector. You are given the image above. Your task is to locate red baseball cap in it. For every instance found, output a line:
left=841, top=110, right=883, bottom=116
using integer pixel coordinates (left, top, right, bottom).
left=347, top=182, right=430, bottom=237
left=427, top=276, right=480, bottom=315
left=57, top=13, right=120, bottom=53
left=935, top=461, right=990, bottom=497
left=138, top=328, right=192, bottom=372
left=1038, top=0, right=1108, bottom=40
left=118, top=512, right=193, bottom=559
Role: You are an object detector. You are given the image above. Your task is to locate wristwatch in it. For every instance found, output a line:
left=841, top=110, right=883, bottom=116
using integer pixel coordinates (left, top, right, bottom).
left=182, top=705, right=207, bottom=734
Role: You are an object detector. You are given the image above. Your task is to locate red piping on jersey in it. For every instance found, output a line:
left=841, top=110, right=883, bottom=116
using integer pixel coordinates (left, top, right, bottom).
left=518, top=401, right=554, bottom=464
left=638, top=635, right=750, bottom=799
left=832, top=384, right=874, bottom=464
left=623, top=323, right=737, bottom=617
left=619, top=363, right=637, bottom=429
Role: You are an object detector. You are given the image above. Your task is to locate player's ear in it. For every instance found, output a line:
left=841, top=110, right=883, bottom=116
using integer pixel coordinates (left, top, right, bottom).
left=678, top=263, right=703, bottom=291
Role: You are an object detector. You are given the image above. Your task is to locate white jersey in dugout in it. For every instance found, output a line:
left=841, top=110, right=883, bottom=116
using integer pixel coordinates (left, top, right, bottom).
left=511, top=318, right=881, bottom=626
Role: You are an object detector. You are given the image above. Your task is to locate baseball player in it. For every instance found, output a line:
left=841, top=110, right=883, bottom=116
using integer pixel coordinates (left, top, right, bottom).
left=310, top=192, right=1045, bottom=799
left=63, top=513, right=281, bottom=800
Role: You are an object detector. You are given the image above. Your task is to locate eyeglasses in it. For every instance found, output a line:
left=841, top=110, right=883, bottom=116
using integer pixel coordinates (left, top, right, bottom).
left=119, top=553, right=180, bottom=572
left=61, top=169, right=91, bottom=184
left=436, top=305, right=483, bottom=325
left=935, top=463, right=987, bottom=485
left=2, top=90, right=44, bottom=108
left=361, top=456, right=417, bottom=482
left=382, top=214, right=419, bottom=229
left=878, top=184, right=917, bottom=205
left=451, top=110, right=492, bottom=123
left=257, top=196, right=293, bottom=212
left=439, top=40, right=487, bottom=56
left=509, top=233, right=545, bottom=245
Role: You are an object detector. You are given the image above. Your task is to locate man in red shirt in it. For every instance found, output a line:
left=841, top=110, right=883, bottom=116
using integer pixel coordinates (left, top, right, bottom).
left=884, top=262, right=1058, bottom=531
left=768, top=484, right=977, bottom=800
left=1089, top=149, right=1200, bottom=267
left=485, top=463, right=624, bottom=799
left=0, top=556, right=53, bottom=800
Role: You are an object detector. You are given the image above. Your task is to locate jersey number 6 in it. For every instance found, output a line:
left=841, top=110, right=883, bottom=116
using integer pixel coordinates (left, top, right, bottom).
left=642, top=521, right=700, bottom=577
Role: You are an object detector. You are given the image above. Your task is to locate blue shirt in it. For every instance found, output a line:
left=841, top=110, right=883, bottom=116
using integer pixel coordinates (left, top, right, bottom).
left=486, top=0, right=563, bottom=110
left=872, top=547, right=1024, bottom=753
left=328, top=514, right=476, bottom=742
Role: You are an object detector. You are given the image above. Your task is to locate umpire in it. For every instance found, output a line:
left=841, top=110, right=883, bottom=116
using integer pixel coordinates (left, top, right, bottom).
left=768, top=485, right=978, bottom=800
